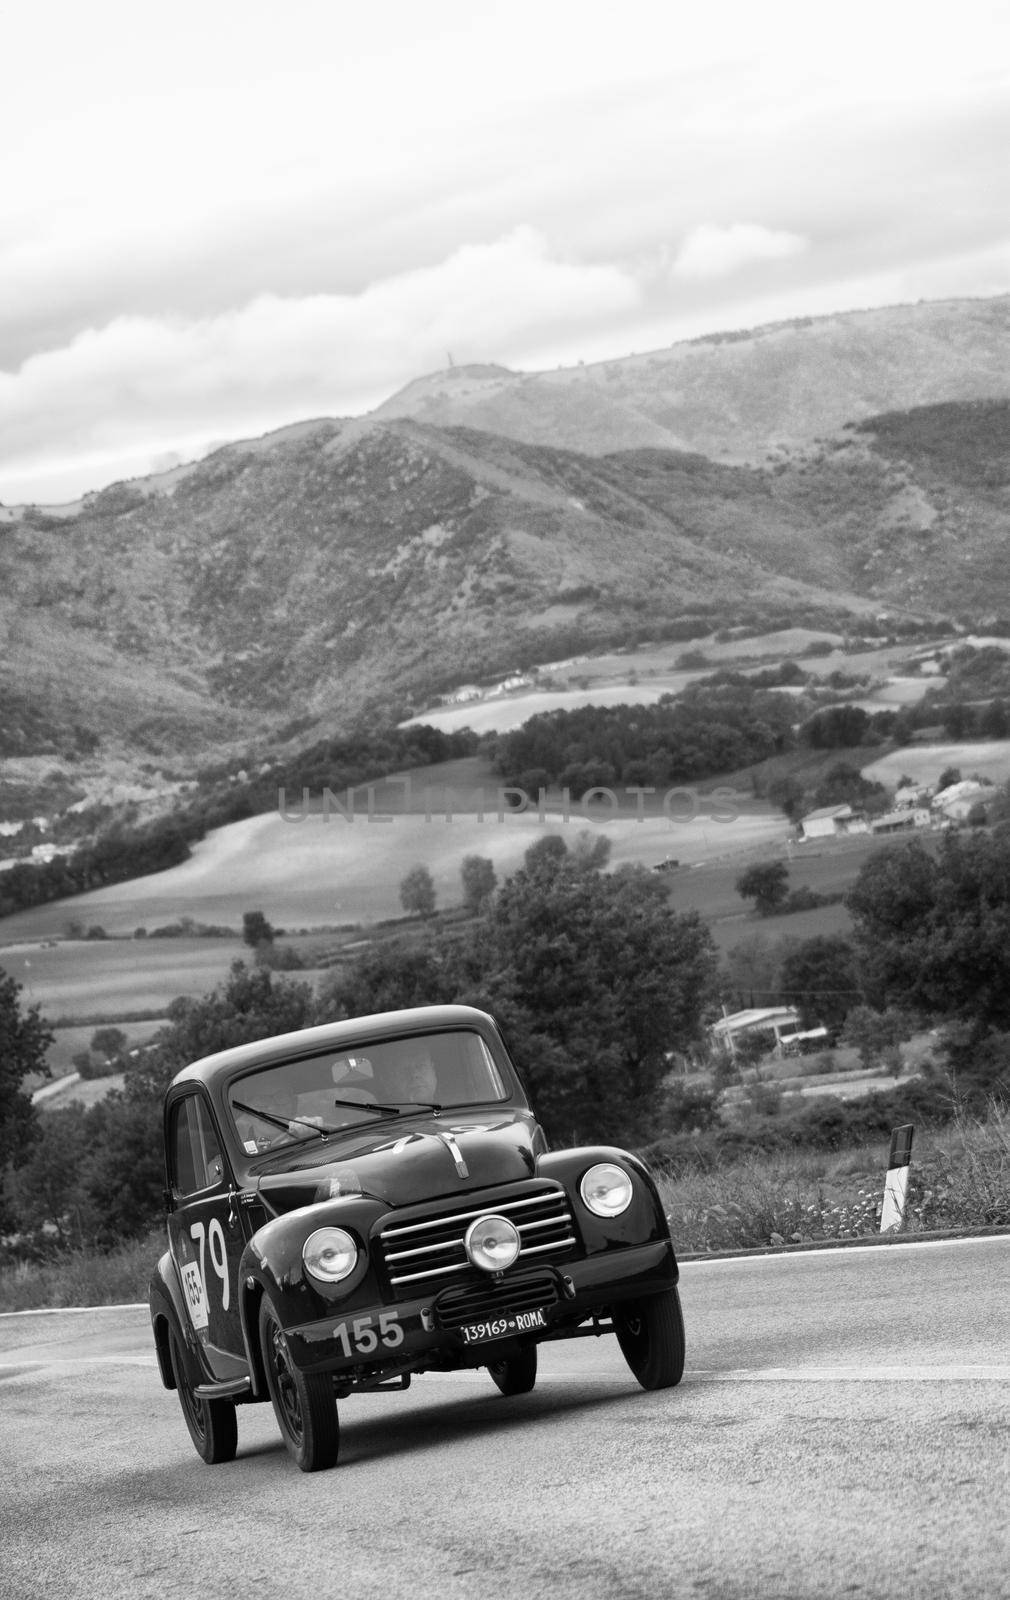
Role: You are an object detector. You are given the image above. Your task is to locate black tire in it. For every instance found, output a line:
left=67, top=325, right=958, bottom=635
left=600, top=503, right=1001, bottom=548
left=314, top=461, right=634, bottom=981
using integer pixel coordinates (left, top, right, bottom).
left=259, top=1298, right=340, bottom=1472
left=614, top=1286, right=686, bottom=1391
left=487, top=1345, right=538, bottom=1396
left=168, top=1330, right=238, bottom=1465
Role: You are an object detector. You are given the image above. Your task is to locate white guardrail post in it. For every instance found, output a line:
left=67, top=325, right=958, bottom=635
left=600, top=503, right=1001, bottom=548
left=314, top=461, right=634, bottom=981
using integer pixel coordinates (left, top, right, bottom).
left=880, top=1123, right=914, bottom=1233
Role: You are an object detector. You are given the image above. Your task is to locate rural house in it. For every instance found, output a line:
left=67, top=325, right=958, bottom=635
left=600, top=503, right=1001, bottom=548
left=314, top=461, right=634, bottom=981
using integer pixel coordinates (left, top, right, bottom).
left=798, top=803, right=867, bottom=841
left=931, top=779, right=992, bottom=822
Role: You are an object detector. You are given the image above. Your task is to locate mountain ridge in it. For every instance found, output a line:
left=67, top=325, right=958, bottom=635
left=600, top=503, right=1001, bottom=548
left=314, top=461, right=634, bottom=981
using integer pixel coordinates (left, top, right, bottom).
left=2, top=296, right=1009, bottom=801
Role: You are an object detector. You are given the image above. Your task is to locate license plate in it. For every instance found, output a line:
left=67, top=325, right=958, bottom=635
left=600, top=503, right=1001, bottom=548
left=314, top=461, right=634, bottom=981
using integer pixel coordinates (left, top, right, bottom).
left=459, top=1307, right=548, bottom=1345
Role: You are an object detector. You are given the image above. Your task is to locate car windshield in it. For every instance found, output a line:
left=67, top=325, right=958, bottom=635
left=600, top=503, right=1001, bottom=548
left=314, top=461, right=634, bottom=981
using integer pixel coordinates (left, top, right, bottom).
left=228, top=1028, right=508, bottom=1154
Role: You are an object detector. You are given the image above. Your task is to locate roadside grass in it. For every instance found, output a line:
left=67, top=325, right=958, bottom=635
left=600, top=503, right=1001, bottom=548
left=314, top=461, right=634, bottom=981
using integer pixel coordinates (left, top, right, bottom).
left=907, top=1103, right=1010, bottom=1231
left=4, top=1110, right=1007, bottom=1311
left=657, top=1147, right=885, bottom=1252
left=0, top=1230, right=162, bottom=1313
left=657, top=1105, right=1010, bottom=1252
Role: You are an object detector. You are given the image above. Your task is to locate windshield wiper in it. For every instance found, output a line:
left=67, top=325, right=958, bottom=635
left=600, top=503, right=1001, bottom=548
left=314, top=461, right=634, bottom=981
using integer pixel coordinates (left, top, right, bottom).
left=232, top=1099, right=339, bottom=1142
left=330, top=1096, right=400, bottom=1116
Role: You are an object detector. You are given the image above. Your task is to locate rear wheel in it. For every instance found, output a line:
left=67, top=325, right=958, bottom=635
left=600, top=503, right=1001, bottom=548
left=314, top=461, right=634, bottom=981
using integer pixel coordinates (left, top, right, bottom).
left=614, top=1286, right=686, bottom=1390
left=168, top=1330, right=238, bottom=1465
left=487, top=1345, right=538, bottom=1396
left=259, top=1298, right=340, bottom=1472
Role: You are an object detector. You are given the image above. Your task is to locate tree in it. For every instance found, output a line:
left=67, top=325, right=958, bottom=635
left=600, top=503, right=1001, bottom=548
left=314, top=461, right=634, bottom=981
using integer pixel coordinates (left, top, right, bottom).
left=5, top=1106, right=89, bottom=1245
left=129, top=961, right=315, bottom=1104
left=840, top=1005, right=912, bottom=1074
left=735, top=860, right=789, bottom=916
left=721, top=932, right=796, bottom=1011
left=316, top=939, right=456, bottom=1021
left=43, top=962, right=321, bottom=1243
left=570, top=831, right=613, bottom=871
left=847, top=834, right=1010, bottom=1031
left=90, top=1025, right=128, bottom=1064
left=460, top=855, right=497, bottom=914
left=523, top=834, right=569, bottom=876
left=242, top=909, right=275, bottom=949
left=802, top=704, right=871, bottom=748
left=777, top=935, right=861, bottom=1031
left=453, top=855, right=718, bottom=1142
left=0, top=967, right=53, bottom=1171
left=811, top=762, right=888, bottom=814
left=937, top=766, right=962, bottom=791
left=399, top=865, right=436, bottom=917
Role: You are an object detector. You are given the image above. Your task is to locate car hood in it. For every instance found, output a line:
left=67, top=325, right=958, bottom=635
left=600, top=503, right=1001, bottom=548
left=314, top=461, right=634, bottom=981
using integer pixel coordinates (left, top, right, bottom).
left=253, top=1110, right=543, bottom=1212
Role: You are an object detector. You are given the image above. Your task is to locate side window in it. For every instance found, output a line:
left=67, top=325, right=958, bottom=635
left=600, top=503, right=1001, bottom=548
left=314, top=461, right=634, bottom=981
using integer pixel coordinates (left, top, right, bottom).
left=170, top=1095, right=225, bottom=1196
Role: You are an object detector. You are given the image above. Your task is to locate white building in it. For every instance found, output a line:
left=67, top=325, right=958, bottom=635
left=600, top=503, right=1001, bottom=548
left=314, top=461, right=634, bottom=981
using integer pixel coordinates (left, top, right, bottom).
left=931, top=779, right=991, bottom=822
left=798, top=803, right=867, bottom=841
left=894, top=784, right=932, bottom=809
left=711, top=1006, right=802, bottom=1058
left=871, top=807, right=931, bottom=835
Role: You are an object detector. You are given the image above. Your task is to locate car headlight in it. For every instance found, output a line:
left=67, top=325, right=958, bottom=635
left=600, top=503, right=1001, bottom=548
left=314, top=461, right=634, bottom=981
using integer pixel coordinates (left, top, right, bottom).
left=580, top=1162, right=634, bottom=1218
left=464, top=1214, right=521, bottom=1273
left=303, top=1226, right=358, bottom=1283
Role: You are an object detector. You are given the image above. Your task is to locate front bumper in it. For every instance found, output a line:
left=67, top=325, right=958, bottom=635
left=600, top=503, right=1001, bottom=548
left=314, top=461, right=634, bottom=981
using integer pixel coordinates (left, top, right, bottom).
left=286, top=1237, right=677, bottom=1375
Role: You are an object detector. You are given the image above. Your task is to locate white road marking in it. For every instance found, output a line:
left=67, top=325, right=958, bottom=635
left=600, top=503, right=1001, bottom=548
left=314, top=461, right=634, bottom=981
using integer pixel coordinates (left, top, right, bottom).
left=682, top=1235, right=1010, bottom=1266
left=0, top=1302, right=147, bottom=1318
left=410, top=1364, right=1010, bottom=1385
left=0, top=1355, right=157, bottom=1370
left=688, top=1365, right=1010, bottom=1382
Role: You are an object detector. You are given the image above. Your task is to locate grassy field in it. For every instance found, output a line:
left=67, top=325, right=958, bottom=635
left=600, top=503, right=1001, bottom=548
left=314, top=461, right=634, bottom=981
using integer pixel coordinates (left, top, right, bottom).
left=0, top=781, right=792, bottom=943
left=864, top=739, right=1010, bottom=787
left=39, top=1018, right=168, bottom=1079
left=400, top=627, right=910, bottom=736
left=4, top=936, right=251, bottom=1021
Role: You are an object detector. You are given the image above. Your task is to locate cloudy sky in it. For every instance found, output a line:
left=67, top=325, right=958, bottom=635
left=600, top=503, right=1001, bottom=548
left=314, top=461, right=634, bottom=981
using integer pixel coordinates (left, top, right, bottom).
left=4, top=0, right=1009, bottom=504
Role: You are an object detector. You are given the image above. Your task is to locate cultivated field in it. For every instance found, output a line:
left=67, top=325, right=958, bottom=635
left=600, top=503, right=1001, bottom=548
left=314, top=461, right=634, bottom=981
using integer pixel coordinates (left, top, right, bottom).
left=0, top=796, right=791, bottom=944
left=400, top=629, right=957, bottom=736
left=4, top=936, right=251, bottom=1022
left=4, top=628, right=1007, bottom=1048
left=864, top=739, right=1010, bottom=788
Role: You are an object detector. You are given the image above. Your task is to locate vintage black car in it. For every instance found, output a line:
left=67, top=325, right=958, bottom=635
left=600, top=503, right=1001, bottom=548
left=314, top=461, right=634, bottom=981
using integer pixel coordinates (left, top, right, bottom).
left=150, top=1003, right=684, bottom=1471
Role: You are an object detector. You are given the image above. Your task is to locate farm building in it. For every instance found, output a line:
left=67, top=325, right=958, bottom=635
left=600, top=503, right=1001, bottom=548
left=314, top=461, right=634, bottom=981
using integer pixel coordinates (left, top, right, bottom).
left=871, top=807, right=931, bottom=835
left=931, top=779, right=992, bottom=821
left=797, top=803, right=868, bottom=841
left=711, top=1006, right=805, bottom=1058
left=894, top=784, right=932, bottom=809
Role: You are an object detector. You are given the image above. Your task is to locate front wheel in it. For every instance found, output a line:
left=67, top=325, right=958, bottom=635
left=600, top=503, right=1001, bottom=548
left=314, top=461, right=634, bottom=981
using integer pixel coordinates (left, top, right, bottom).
left=487, top=1346, right=538, bottom=1396
left=169, top=1330, right=238, bottom=1465
left=614, top=1286, right=686, bottom=1390
left=259, top=1298, right=340, bottom=1472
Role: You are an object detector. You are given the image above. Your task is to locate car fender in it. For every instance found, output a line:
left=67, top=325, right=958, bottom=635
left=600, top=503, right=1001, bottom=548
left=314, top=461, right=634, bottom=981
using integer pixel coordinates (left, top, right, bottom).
left=149, top=1247, right=195, bottom=1390
left=236, top=1197, right=392, bottom=1376
left=537, top=1144, right=676, bottom=1272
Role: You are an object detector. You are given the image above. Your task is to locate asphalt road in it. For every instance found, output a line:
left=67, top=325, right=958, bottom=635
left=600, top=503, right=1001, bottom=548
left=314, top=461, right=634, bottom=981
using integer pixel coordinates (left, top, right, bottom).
left=1, top=1237, right=1008, bottom=1600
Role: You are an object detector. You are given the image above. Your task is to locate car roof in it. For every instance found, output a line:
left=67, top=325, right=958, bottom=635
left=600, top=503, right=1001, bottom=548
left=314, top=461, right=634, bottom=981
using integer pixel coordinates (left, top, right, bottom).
left=168, top=1003, right=502, bottom=1093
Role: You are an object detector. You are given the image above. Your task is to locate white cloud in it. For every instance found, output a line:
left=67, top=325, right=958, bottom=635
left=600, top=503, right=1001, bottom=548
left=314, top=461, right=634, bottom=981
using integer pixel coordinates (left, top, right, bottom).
left=670, top=224, right=809, bottom=280
left=0, top=228, right=639, bottom=501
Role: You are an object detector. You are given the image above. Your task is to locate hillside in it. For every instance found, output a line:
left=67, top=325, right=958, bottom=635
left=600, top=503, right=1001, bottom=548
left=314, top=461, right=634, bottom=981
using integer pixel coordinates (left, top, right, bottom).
left=2, top=297, right=1009, bottom=801
left=373, top=297, right=1010, bottom=462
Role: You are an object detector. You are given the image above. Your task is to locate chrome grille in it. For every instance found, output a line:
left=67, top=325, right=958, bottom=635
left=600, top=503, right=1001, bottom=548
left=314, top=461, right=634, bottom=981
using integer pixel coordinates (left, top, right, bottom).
left=377, top=1186, right=576, bottom=1296
left=433, top=1272, right=559, bottom=1330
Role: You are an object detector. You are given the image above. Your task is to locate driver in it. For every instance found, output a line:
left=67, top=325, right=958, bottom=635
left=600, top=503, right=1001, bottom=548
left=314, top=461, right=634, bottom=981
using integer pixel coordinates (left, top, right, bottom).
left=384, top=1043, right=439, bottom=1104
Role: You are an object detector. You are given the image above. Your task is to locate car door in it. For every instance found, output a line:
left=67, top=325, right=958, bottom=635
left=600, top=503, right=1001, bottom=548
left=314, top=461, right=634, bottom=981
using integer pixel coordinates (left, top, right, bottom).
left=166, top=1088, right=251, bottom=1381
